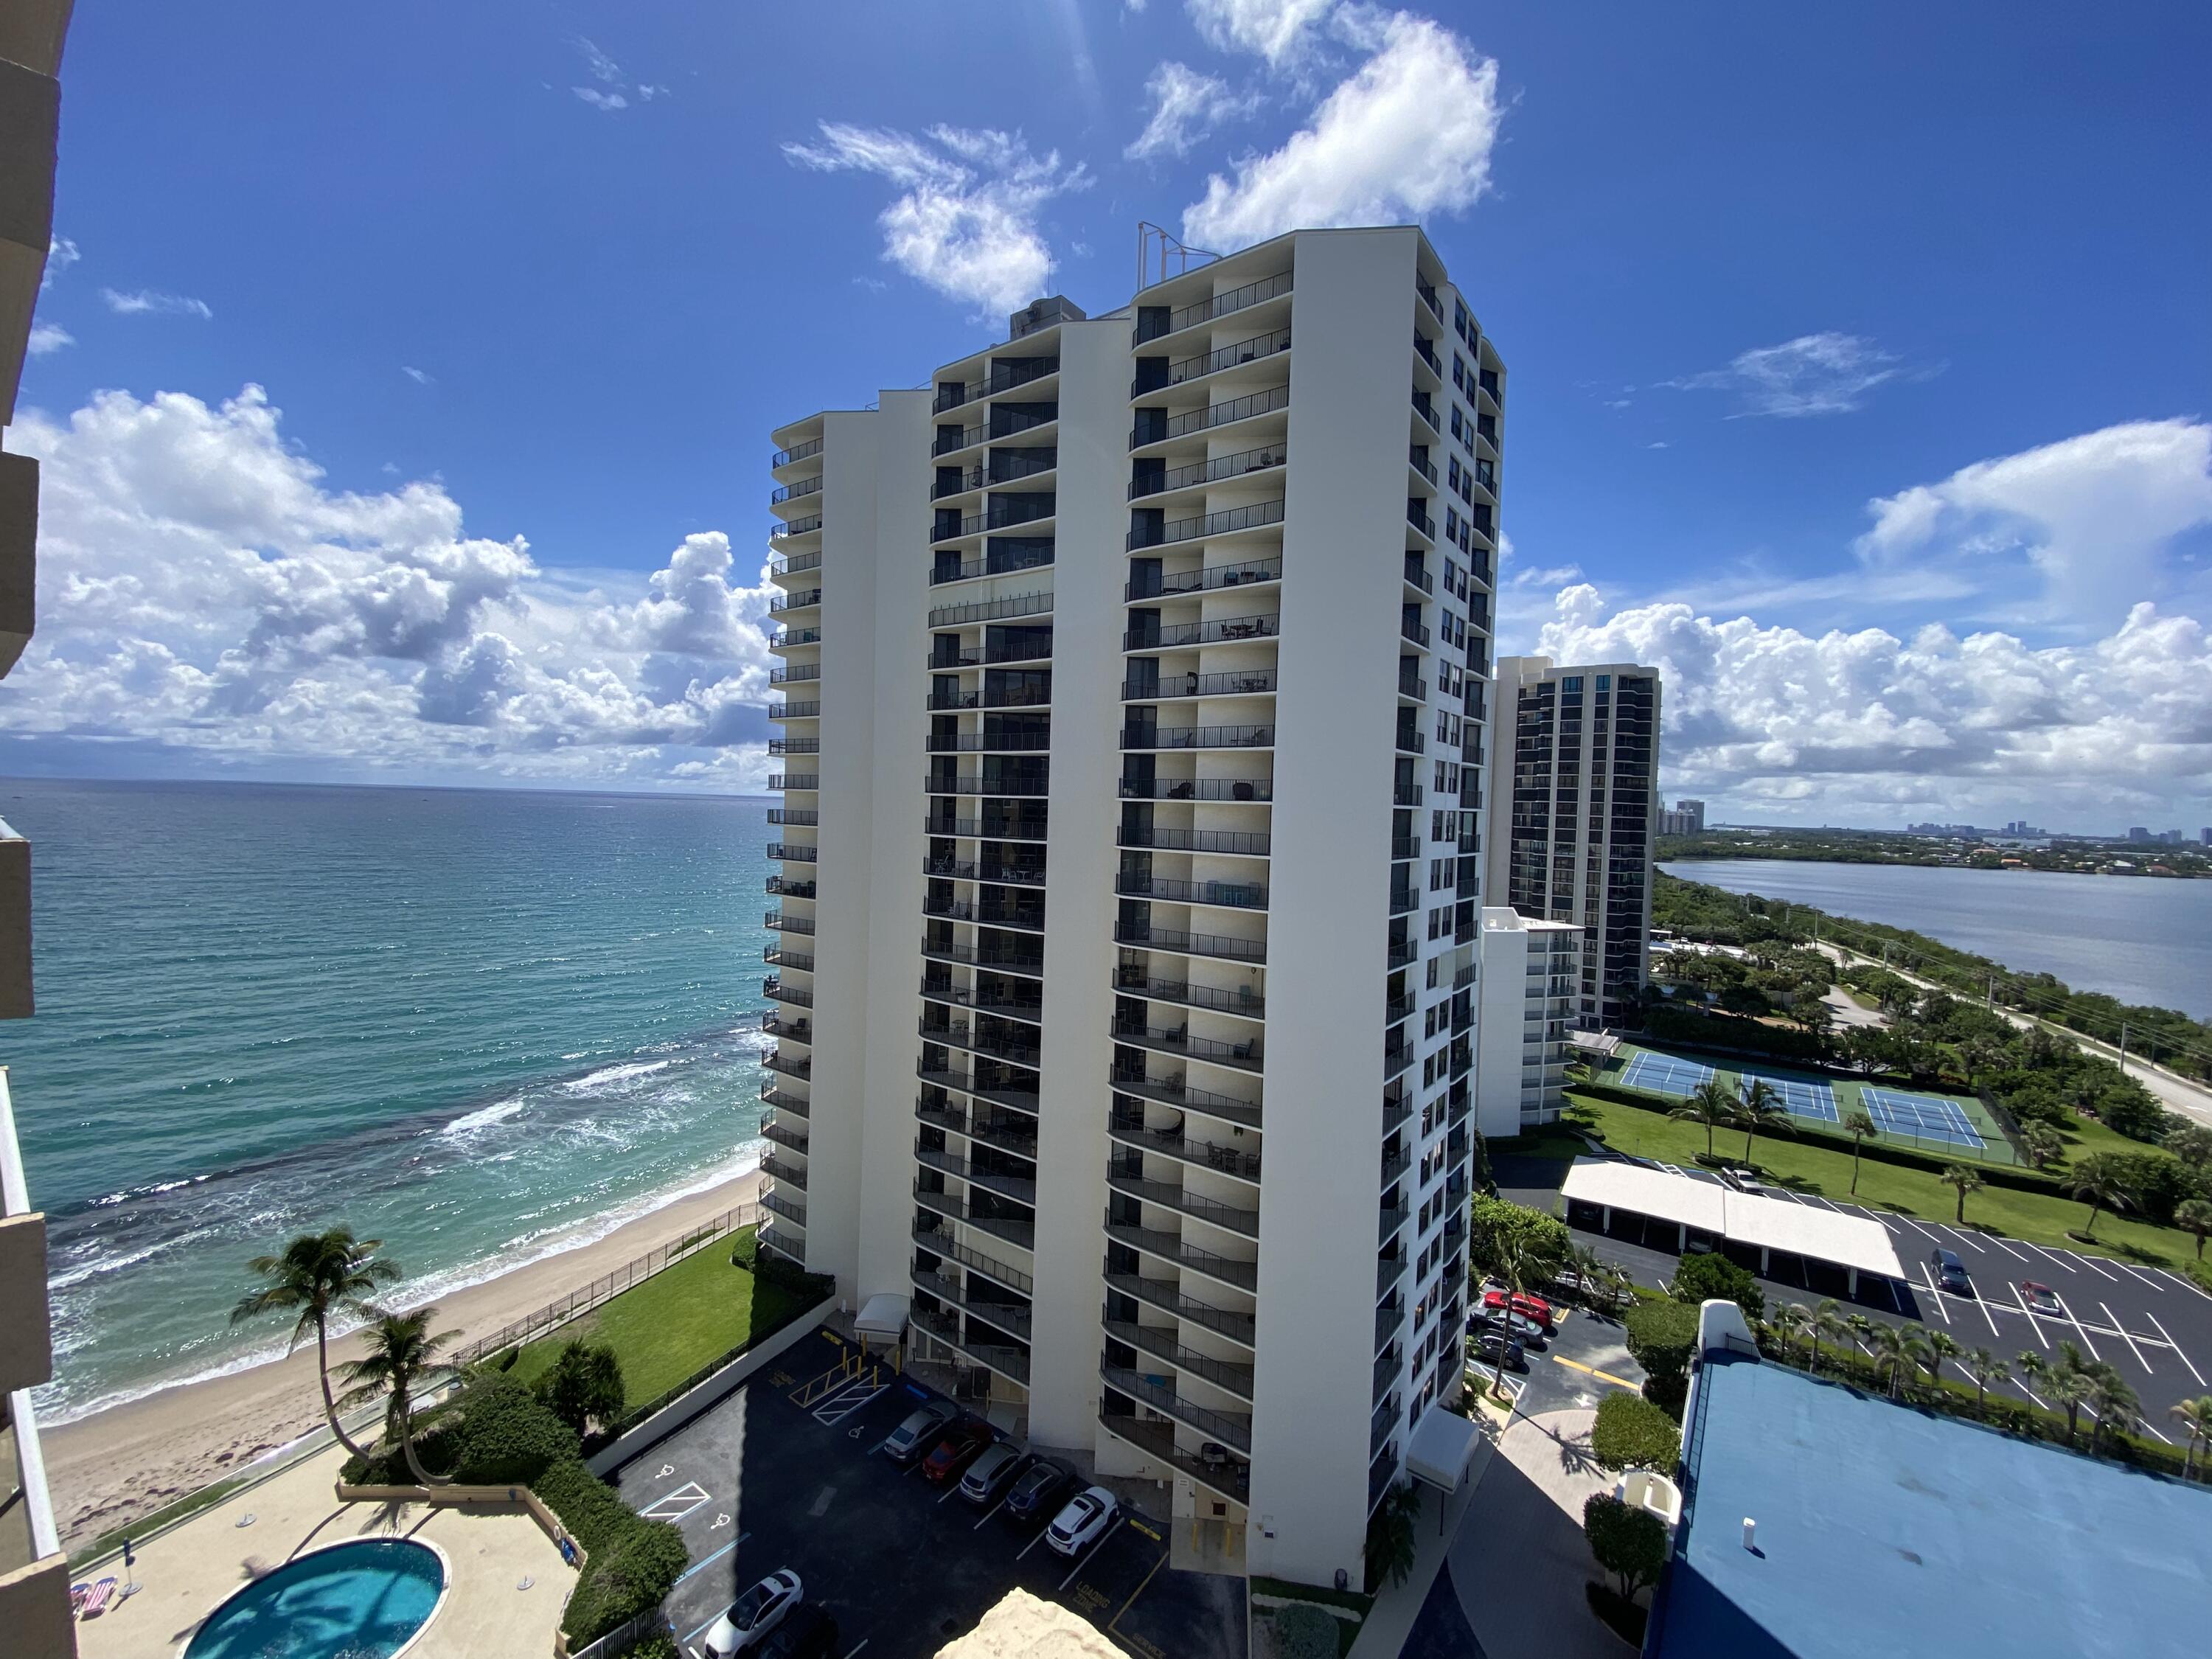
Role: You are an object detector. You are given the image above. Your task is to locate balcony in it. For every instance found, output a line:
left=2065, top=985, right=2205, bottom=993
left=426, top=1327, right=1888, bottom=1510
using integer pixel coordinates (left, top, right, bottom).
left=1407, top=503, right=1436, bottom=541
left=1113, top=920, right=1267, bottom=964
left=925, top=773, right=1051, bottom=799
left=1107, top=1168, right=1259, bottom=1239
left=1127, top=497, right=1284, bottom=552
left=1107, top=1115, right=1262, bottom=1181
left=761, top=1189, right=808, bottom=1228
left=1116, top=824, right=1270, bottom=858
left=762, top=1048, right=812, bottom=1082
left=1376, top=1295, right=1405, bottom=1349
left=933, top=406, right=1057, bottom=457
left=1109, top=1020, right=1262, bottom=1074
left=1119, top=723, right=1273, bottom=752
left=913, top=1306, right=1032, bottom=1383
left=919, top=1099, right=1040, bottom=1161
left=912, top=1267, right=1033, bottom=1340
left=1378, top=1196, right=1411, bottom=1243
left=771, top=475, right=824, bottom=507
left=1371, top=1394, right=1403, bottom=1460
left=1399, top=616, right=1431, bottom=648
left=1133, top=269, right=1293, bottom=344
left=913, top=1182, right=1035, bottom=1251
left=1104, top=1271, right=1255, bottom=1349
left=928, top=590, right=1054, bottom=630
left=1096, top=1412, right=1249, bottom=1505
left=764, top=909, right=814, bottom=936
left=1137, top=326, right=1293, bottom=397
left=926, top=731, right=1052, bottom=754
left=929, top=541, right=1057, bottom=587
left=917, top=1062, right=1042, bottom=1116
left=1124, top=611, right=1278, bottom=651
left=762, top=976, right=813, bottom=1009
left=1117, top=777, right=1273, bottom=805
left=918, top=1016, right=1042, bottom=1068
left=1376, top=1249, right=1407, bottom=1298
left=1397, top=667, right=1428, bottom=701
left=768, top=663, right=821, bottom=686
left=1121, top=667, right=1278, bottom=703
left=914, top=1143, right=1037, bottom=1210
left=760, top=1010, right=810, bottom=1043
left=1114, top=872, right=1268, bottom=912
left=922, top=855, right=1048, bottom=886
left=1103, top=1211, right=1257, bottom=1292
left=1110, top=1069, right=1262, bottom=1132
left=919, top=938, right=1045, bottom=977
left=768, top=588, right=821, bottom=615
left=1411, top=391, right=1439, bottom=432
left=762, top=1154, right=808, bottom=1191
left=1135, top=384, right=1290, bottom=451
left=1113, top=970, right=1265, bottom=1020
left=759, top=1084, right=807, bottom=1118
left=762, top=946, right=815, bottom=973
left=768, top=700, right=820, bottom=721
left=1104, top=1318, right=1255, bottom=1401
left=913, top=1220, right=1034, bottom=1295
left=1100, top=1364, right=1252, bottom=1454
left=1417, top=278, right=1441, bottom=318
left=771, top=437, right=824, bottom=470
left=760, top=1119, right=810, bottom=1156
left=1129, top=447, right=1286, bottom=504
left=768, top=627, right=821, bottom=652
left=771, top=524, right=823, bottom=552
left=932, top=498, right=1055, bottom=543
left=919, top=979, right=1043, bottom=1022
left=765, top=843, right=818, bottom=863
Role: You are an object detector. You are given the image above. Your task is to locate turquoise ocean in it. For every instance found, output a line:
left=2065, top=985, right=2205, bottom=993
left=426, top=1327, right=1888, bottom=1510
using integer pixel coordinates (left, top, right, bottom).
left=0, top=779, right=772, bottom=1422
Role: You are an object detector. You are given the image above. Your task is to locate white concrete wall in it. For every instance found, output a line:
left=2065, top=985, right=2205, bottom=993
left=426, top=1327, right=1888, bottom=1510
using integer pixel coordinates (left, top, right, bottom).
left=1027, top=323, right=1127, bottom=1448
left=1247, top=227, right=1421, bottom=1587
left=1473, top=909, right=1532, bottom=1141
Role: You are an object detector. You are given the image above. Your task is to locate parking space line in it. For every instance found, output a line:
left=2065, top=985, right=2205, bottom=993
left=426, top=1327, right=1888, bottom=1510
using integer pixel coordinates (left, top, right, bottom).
left=2054, top=1293, right=2103, bottom=1362
left=2011, top=1374, right=2048, bottom=1410
left=840, top=1643, right=870, bottom=1659
left=937, top=1481, right=965, bottom=1505
left=2146, top=1312, right=2205, bottom=1385
left=1106, top=1548, right=1169, bottom=1635
left=1918, top=1263, right=1952, bottom=1324
left=2139, top=1418, right=2174, bottom=1445
left=2165, top=1267, right=2212, bottom=1303
left=973, top=1494, right=1012, bottom=1531
left=1935, top=1223, right=1988, bottom=1254
left=1056, top=1531, right=1113, bottom=1593
left=2061, top=1250, right=2121, bottom=1283
left=2008, top=1282, right=2049, bottom=1349
left=673, top=1533, right=749, bottom=1585
left=2021, top=1240, right=2075, bottom=1272
left=1551, top=1354, right=1639, bottom=1390
left=1894, top=1214, right=1944, bottom=1242
left=1018, top=1526, right=1051, bottom=1560
left=2101, top=1302, right=2154, bottom=1372
left=2112, top=1259, right=2167, bottom=1291
left=1978, top=1232, right=2031, bottom=1262
left=1969, top=1290, right=2000, bottom=1338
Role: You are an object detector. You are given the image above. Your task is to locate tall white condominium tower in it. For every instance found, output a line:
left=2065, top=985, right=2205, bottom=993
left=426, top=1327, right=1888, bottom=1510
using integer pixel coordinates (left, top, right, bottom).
left=1482, top=657, right=1660, bottom=1031
left=1, top=4, right=76, bottom=1655
left=759, top=227, right=1502, bottom=1585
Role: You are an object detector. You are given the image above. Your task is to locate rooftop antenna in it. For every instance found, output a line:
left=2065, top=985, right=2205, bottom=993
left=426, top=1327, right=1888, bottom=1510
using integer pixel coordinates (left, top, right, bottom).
left=1137, top=220, right=1218, bottom=291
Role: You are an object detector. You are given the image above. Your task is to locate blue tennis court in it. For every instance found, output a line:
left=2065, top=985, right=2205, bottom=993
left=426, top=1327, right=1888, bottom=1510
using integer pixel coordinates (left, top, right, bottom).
left=1739, top=1069, right=1838, bottom=1122
left=1862, top=1086, right=1987, bottom=1149
left=1618, top=1051, right=1716, bottom=1097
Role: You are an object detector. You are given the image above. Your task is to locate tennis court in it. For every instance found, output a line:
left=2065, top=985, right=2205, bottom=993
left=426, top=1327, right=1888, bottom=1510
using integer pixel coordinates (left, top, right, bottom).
left=1617, top=1050, right=1716, bottom=1097
left=1738, top=1068, right=1839, bottom=1123
left=1861, top=1085, right=1988, bottom=1150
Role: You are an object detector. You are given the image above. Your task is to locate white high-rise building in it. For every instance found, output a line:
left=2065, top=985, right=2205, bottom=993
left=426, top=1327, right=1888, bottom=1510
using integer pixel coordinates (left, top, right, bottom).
left=758, top=228, right=1502, bottom=1586
left=1483, top=657, right=1660, bottom=1031
left=1472, top=908, right=1582, bottom=1135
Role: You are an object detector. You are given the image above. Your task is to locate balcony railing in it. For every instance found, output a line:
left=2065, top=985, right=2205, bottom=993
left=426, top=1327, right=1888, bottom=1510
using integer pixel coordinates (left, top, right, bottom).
left=1119, top=723, right=1273, bottom=751
left=924, top=855, right=1048, bottom=885
left=768, top=664, right=821, bottom=688
left=1107, top=1114, right=1262, bottom=1178
left=915, top=1142, right=1037, bottom=1206
left=1110, top=1018, right=1262, bottom=1072
left=1103, top=1318, right=1255, bottom=1401
left=771, top=476, right=824, bottom=507
left=1113, top=920, right=1267, bottom=963
left=918, top=1017, right=1043, bottom=1068
left=913, top=1182, right=1035, bottom=1250
left=768, top=700, right=820, bottom=721
left=762, top=1048, right=811, bottom=1080
left=1141, top=327, right=1293, bottom=399
left=913, top=1220, right=1035, bottom=1295
left=765, top=843, right=818, bottom=863
left=761, top=1189, right=808, bottom=1228
left=1141, top=383, right=1291, bottom=448
left=1116, top=825, right=1270, bottom=857
left=1100, top=1363, right=1253, bottom=1453
left=762, top=945, right=814, bottom=970
left=1126, top=556, right=1281, bottom=605
left=762, top=975, right=812, bottom=1009
left=767, top=807, right=817, bottom=827
left=926, top=685, right=1054, bottom=713
left=927, top=590, right=1054, bottom=629
left=922, top=815, right=1049, bottom=841
left=919, top=1097, right=1040, bottom=1161
left=926, top=731, right=1051, bottom=754
left=1129, top=446, right=1286, bottom=503
left=919, top=938, right=1046, bottom=976
left=1411, top=391, right=1439, bottom=432
left=913, top=1306, right=1032, bottom=1382
left=933, top=406, right=1057, bottom=456
left=913, top=1267, right=1033, bottom=1340
left=761, top=1154, right=808, bottom=1190
left=768, top=773, right=818, bottom=791
left=1134, top=269, right=1293, bottom=344
left=771, top=521, right=822, bottom=548
left=771, top=437, right=824, bottom=469
left=929, top=541, right=1056, bottom=587
left=761, top=1119, right=810, bottom=1156
left=917, top=1063, right=1042, bottom=1115
left=768, top=588, right=822, bottom=615
left=1104, top=1211, right=1258, bottom=1292
left=1124, top=613, right=1278, bottom=651
left=1127, top=498, right=1284, bottom=552
left=925, top=774, right=1051, bottom=798
left=1377, top=1249, right=1407, bottom=1298
left=1113, top=970, right=1265, bottom=1020
left=919, top=979, right=1043, bottom=1022
left=1116, top=777, right=1273, bottom=804
left=1110, top=1069, right=1262, bottom=1130
left=760, top=1084, right=806, bottom=1118
left=1122, top=668, right=1277, bottom=702
left=1104, top=1271, right=1255, bottom=1347
left=1407, top=504, right=1436, bottom=541
left=1114, top=873, right=1268, bottom=911
left=764, top=877, right=816, bottom=900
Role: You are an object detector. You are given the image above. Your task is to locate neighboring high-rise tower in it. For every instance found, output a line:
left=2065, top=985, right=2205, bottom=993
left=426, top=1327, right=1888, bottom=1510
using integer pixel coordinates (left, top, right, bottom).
left=0, top=4, right=76, bottom=1655
left=761, top=227, right=1500, bottom=1586
left=1482, top=656, right=1659, bottom=1030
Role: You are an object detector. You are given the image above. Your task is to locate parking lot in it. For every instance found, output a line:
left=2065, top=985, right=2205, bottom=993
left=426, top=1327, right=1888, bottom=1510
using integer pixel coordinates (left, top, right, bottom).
left=1535, top=1157, right=2212, bottom=1436
left=611, top=1327, right=1245, bottom=1659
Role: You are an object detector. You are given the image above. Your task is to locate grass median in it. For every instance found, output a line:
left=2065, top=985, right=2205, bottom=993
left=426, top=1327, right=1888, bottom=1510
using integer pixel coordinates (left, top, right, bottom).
left=1564, top=1092, right=2193, bottom=1267
left=504, top=1225, right=818, bottom=1411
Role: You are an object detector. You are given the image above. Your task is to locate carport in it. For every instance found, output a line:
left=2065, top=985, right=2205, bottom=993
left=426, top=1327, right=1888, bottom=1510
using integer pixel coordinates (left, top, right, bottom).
left=1561, top=1161, right=1905, bottom=1296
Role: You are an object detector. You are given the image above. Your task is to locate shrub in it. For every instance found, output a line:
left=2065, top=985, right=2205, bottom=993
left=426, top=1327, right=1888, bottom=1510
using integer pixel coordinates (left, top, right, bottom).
left=729, top=1230, right=759, bottom=1270
left=1641, top=1371, right=1688, bottom=1419
left=1582, top=1492, right=1668, bottom=1601
left=537, top=1340, right=627, bottom=1436
left=627, top=1641, right=681, bottom=1659
left=1591, top=1392, right=1681, bottom=1473
left=1669, top=1252, right=1765, bottom=1320
left=449, top=1375, right=580, bottom=1485
left=1623, top=1300, right=1700, bottom=1383
left=533, top=1453, right=689, bottom=1643
left=1271, top=1603, right=1340, bottom=1659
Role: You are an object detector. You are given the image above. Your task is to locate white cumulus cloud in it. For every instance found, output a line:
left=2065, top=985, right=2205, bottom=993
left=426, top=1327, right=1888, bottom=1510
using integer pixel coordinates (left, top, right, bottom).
left=1126, top=62, right=1260, bottom=161
left=26, top=321, right=72, bottom=356
left=1180, top=10, right=1501, bottom=251
left=1665, top=331, right=1924, bottom=419
left=0, top=386, right=779, bottom=789
left=102, top=288, right=213, bottom=319
left=782, top=122, right=1088, bottom=316
left=1186, top=0, right=1340, bottom=67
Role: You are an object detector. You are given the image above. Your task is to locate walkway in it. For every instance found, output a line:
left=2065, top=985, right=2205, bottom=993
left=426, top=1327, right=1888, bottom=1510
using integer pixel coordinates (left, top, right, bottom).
left=72, top=1444, right=574, bottom=1659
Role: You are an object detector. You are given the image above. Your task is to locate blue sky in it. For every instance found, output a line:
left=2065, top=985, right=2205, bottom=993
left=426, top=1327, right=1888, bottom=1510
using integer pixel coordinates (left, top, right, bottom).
left=7, top=1, right=2211, bottom=829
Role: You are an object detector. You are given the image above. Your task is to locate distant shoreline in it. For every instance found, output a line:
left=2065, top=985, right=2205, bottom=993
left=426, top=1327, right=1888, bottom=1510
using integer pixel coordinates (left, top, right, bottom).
left=0, top=772, right=776, bottom=804
left=1662, top=847, right=2205, bottom=878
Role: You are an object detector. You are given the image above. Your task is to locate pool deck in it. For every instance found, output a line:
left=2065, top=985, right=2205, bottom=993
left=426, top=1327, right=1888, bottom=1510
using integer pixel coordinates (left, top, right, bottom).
left=71, top=1443, right=575, bottom=1659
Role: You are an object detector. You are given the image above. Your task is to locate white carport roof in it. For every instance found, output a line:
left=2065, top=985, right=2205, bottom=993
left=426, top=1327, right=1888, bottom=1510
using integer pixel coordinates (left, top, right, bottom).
left=1560, top=1160, right=1905, bottom=1281
left=1406, top=1402, right=1483, bottom=1492
left=855, top=1292, right=911, bottom=1342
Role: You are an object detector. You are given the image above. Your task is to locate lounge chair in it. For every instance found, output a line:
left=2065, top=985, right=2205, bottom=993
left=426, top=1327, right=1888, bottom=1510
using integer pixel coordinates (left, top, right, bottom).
left=82, top=1577, right=117, bottom=1618
left=69, top=1584, right=90, bottom=1618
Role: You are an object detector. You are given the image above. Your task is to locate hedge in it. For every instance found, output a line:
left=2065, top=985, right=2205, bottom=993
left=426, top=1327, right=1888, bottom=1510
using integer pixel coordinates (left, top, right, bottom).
left=1623, top=1301, right=1700, bottom=1383
left=1271, top=1603, right=1340, bottom=1659
left=1591, top=1392, right=1680, bottom=1473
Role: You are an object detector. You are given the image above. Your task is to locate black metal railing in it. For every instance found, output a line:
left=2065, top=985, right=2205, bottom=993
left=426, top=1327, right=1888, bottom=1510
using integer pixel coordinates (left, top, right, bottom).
left=1103, top=1319, right=1255, bottom=1400
left=1114, top=873, right=1268, bottom=911
left=771, top=476, right=823, bottom=506
left=1145, top=383, right=1290, bottom=447
left=1123, top=613, right=1278, bottom=650
left=1141, top=327, right=1293, bottom=397
left=1116, top=824, right=1270, bottom=856
left=771, top=437, right=823, bottom=468
left=1127, top=497, right=1284, bottom=552
left=1100, top=1364, right=1252, bottom=1452
left=1128, top=445, right=1286, bottom=502
left=1117, top=776, right=1273, bottom=804
left=927, top=590, right=1054, bottom=629
left=1109, top=1069, right=1262, bottom=1129
left=1107, top=1114, right=1262, bottom=1176
left=1104, top=1272, right=1254, bottom=1346
left=1134, top=270, right=1293, bottom=344
left=1119, top=723, right=1273, bottom=751
left=1113, top=921, right=1267, bottom=962
left=1102, top=1212, right=1258, bottom=1291
left=1113, top=970, right=1265, bottom=1020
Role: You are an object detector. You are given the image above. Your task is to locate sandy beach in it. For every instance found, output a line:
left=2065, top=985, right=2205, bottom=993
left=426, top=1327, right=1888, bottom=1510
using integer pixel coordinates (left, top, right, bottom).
left=44, top=1165, right=765, bottom=1549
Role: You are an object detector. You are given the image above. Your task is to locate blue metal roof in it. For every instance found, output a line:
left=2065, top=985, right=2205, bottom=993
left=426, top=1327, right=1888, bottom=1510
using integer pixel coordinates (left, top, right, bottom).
left=1648, top=1350, right=2212, bottom=1659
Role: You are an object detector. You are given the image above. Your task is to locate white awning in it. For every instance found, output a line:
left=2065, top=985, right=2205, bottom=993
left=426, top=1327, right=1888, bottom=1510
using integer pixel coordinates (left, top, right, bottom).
left=1721, top=1192, right=1905, bottom=1280
left=855, top=1293, right=911, bottom=1343
left=1406, top=1405, right=1483, bottom=1493
left=1561, top=1161, right=1727, bottom=1234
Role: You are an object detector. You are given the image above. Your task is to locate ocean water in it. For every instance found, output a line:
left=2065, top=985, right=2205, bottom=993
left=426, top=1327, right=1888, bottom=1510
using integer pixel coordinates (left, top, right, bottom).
left=0, top=779, right=771, bottom=1422
left=1664, top=858, right=2212, bottom=1020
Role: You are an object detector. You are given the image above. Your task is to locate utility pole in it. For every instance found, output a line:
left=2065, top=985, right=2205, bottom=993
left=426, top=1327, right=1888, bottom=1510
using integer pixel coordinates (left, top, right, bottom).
left=2118, top=1022, right=2129, bottom=1071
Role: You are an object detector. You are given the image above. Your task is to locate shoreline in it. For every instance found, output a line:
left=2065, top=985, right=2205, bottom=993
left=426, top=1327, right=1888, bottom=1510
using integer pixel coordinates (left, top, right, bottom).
left=43, top=1164, right=766, bottom=1549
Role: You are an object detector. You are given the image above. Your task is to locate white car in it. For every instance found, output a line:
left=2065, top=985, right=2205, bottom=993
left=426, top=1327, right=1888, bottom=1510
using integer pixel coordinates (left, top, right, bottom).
left=1045, top=1485, right=1119, bottom=1557
left=704, top=1569, right=803, bottom=1658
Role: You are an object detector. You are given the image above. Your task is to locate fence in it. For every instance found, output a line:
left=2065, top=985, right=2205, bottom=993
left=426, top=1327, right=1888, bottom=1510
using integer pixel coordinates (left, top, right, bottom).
left=453, top=1199, right=764, bottom=1367
left=566, top=1608, right=670, bottom=1659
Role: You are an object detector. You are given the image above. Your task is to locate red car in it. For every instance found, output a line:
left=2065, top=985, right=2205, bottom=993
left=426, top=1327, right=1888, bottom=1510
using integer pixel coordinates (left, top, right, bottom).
left=920, top=1419, right=997, bottom=1485
left=1483, top=1288, right=1555, bottom=1329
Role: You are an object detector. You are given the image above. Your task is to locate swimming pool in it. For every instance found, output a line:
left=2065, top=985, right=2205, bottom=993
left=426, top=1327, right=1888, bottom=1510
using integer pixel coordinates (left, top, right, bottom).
left=183, top=1537, right=448, bottom=1659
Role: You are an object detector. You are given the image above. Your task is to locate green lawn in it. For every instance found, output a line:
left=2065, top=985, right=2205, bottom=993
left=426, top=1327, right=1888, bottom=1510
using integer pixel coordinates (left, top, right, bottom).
left=504, top=1227, right=817, bottom=1410
left=1566, top=1092, right=2194, bottom=1267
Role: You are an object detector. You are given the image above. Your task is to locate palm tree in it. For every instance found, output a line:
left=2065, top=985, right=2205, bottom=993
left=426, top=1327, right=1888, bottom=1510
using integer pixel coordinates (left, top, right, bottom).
left=1485, top=1231, right=1535, bottom=1402
left=2047, top=1343, right=2096, bottom=1444
left=1922, top=1329, right=1962, bottom=1390
left=232, top=1227, right=401, bottom=1460
left=1363, top=1481, right=1422, bottom=1592
left=1843, top=1110, right=1879, bottom=1195
left=2065, top=1152, right=2133, bottom=1237
left=2015, top=1349, right=2052, bottom=1404
left=1938, top=1164, right=1986, bottom=1226
left=1845, top=1312, right=1876, bottom=1358
left=2170, top=1395, right=2212, bottom=1481
left=335, top=1308, right=459, bottom=1486
left=1965, top=1348, right=2008, bottom=1418
left=1812, top=1300, right=1848, bottom=1374
left=1669, top=1081, right=1740, bottom=1158
left=1737, top=1078, right=1793, bottom=1164
left=2084, top=1367, right=2139, bottom=1458
left=2020, top=1121, right=2063, bottom=1172
left=1865, top=1324, right=1930, bottom=1401
left=2174, top=1199, right=2212, bottom=1261
left=1770, top=1302, right=1812, bottom=1366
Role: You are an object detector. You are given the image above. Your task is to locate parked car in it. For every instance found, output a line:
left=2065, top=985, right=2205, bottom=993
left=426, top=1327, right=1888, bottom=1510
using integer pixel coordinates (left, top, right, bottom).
left=1930, top=1248, right=1970, bottom=1294
left=1481, top=1287, right=1555, bottom=1329
left=1046, top=1485, right=1120, bottom=1557
left=754, top=1606, right=840, bottom=1659
left=959, top=1441, right=1032, bottom=1506
left=1470, top=1329, right=1528, bottom=1371
left=883, top=1400, right=959, bottom=1467
left=2020, top=1280, right=2062, bottom=1315
left=703, top=1570, right=803, bottom=1658
left=921, top=1418, right=997, bottom=1484
left=1472, top=1307, right=1545, bottom=1346
left=1004, top=1457, right=1077, bottom=1523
